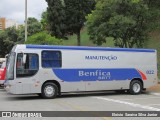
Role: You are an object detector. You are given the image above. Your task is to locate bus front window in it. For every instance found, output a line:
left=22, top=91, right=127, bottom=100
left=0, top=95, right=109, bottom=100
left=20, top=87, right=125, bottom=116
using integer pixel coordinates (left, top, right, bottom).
left=6, top=52, right=15, bottom=80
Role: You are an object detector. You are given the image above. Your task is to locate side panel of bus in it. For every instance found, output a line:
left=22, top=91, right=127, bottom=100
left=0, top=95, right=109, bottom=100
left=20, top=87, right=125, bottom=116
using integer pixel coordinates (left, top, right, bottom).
left=52, top=50, right=157, bottom=92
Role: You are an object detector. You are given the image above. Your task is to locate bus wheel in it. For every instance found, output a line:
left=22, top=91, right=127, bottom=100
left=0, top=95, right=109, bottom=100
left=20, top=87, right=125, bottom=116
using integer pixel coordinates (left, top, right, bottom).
left=129, top=80, right=142, bottom=95
left=42, top=82, right=58, bottom=99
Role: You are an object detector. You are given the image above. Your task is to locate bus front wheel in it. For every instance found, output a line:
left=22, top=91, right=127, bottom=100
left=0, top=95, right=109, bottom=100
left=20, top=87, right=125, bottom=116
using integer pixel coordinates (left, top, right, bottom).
left=129, top=80, right=142, bottom=95
left=41, top=82, right=58, bottom=99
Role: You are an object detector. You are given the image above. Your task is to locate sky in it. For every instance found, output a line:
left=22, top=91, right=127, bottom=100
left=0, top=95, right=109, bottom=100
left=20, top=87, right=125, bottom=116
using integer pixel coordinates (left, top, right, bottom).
left=0, top=0, right=48, bottom=24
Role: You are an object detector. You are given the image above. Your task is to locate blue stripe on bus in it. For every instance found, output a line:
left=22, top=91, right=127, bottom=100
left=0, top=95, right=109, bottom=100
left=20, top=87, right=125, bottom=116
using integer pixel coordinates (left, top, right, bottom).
left=52, top=68, right=142, bottom=82
left=26, top=45, right=155, bottom=53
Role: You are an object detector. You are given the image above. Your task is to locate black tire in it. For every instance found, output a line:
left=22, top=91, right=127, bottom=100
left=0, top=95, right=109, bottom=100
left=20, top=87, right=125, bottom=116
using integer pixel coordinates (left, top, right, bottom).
left=41, top=82, right=58, bottom=99
left=129, top=80, right=142, bottom=95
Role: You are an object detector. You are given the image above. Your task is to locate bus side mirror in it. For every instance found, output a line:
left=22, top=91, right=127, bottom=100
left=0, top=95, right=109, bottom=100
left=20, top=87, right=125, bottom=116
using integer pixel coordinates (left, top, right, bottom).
left=23, top=54, right=27, bottom=64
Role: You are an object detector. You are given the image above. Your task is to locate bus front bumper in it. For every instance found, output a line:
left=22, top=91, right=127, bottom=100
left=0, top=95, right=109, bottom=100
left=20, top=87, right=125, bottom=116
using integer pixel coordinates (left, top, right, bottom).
left=4, top=81, right=15, bottom=94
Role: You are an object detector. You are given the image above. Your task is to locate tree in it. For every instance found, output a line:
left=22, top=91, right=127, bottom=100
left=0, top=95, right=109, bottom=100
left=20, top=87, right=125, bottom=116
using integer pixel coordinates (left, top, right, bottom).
left=64, top=0, right=95, bottom=46
left=17, top=25, right=25, bottom=43
left=45, top=0, right=66, bottom=39
left=45, top=0, right=95, bottom=46
left=144, top=0, right=160, bottom=30
left=41, top=11, right=48, bottom=30
left=0, top=27, right=19, bottom=57
left=25, top=31, right=63, bottom=45
left=17, top=17, right=43, bottom=43
left=0, top=31, right=6, bottom=57
left=27, top=17, right=42, bottom=36
left=87, top=0, right=150, bottom=48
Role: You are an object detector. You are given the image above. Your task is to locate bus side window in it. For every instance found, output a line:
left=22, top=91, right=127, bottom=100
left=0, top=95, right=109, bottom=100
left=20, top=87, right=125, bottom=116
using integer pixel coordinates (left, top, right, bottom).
left=42, top=51, right=62, bottom=68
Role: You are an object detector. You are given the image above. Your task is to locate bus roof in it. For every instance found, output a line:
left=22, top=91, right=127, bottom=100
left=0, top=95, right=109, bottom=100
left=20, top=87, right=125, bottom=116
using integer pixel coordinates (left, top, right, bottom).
left=12, top=44, right=156, bottom=53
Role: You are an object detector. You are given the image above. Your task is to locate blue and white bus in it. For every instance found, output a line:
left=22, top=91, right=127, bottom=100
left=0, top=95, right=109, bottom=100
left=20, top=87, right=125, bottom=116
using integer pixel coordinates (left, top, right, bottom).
left=4, top=44, right=158, bottom=98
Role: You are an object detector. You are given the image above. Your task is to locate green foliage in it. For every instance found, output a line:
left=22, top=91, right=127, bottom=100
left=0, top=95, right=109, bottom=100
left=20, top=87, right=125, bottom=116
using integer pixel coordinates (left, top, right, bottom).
left=0, top=27, right=19, bottom=57
left=17, top=25, right=25, bottom=43
left=0, top=31, right=6, bottom=57
left=87, top=0, right=150, bottom=48
left=145, top=0, right=160, bottom=9
left=64, top=0, right=95, bottom=46
left=41, top=11, right=48, bottom=30
left=17, top=17, right=43, bottom=43
left=45, top=0, right=95, bottom=45
left=27, top=17, right=42, bottom=36
left=25, top=31, right=63, bottom=45
left=63, top=27, right=114, bottom=47
left=46, top=0, right=66, bottom=39
left=144, top=0, right=160, bottom=30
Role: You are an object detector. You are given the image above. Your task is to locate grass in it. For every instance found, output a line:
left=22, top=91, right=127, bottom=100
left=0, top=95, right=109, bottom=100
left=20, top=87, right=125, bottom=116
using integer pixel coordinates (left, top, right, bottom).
left=63, top=28, right=160, bottom=78
left=63, top=28, right=115, bottom=47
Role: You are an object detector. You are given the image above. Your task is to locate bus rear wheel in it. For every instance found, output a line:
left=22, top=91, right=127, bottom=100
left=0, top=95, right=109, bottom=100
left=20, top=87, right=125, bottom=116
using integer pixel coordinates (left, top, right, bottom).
left=129, top=80, right=142, bottom=95
left=41, top=82, right=58, bottom=99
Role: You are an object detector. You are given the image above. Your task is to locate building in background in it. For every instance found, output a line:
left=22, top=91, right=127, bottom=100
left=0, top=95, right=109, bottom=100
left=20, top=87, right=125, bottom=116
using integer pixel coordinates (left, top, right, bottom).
left=0, top=18, right=6, bottom=30
left=0, top=18, right=18, bottom=30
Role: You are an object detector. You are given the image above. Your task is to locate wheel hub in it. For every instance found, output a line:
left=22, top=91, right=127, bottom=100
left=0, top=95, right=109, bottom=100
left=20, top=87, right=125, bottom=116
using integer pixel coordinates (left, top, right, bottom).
left=44, top=85, right=55, bottom=97
left=133, top=83, right=140, bottom=93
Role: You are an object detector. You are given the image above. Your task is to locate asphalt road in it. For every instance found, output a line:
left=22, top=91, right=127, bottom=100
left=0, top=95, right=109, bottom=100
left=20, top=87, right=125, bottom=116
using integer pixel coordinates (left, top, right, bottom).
left=0, top=87, right=160, bottom=120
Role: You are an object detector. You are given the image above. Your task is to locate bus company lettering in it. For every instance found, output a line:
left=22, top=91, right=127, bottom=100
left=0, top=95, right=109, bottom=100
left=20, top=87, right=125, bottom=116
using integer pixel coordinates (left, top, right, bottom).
left=79, top=70, right=111, bottom=80
left=85, top=55, right=117, bottom=61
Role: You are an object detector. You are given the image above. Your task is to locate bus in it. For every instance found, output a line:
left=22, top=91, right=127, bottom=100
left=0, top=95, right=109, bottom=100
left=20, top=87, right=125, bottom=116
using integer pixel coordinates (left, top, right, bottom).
left=4, top=44, right=158, bottom=99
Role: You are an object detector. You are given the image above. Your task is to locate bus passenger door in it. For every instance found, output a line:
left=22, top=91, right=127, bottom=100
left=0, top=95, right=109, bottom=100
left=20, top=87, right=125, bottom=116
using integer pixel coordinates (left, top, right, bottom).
left=16, top=53, right=39, bottom=94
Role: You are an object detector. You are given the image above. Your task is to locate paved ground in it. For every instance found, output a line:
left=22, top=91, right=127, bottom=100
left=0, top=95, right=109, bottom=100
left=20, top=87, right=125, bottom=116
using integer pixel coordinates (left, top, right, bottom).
left=0, top=84, right=160, bottom=120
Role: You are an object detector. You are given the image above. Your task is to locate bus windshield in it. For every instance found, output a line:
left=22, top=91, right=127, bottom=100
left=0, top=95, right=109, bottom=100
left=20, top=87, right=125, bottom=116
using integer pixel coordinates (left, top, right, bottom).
left=6, top=52, right=15, bottom=80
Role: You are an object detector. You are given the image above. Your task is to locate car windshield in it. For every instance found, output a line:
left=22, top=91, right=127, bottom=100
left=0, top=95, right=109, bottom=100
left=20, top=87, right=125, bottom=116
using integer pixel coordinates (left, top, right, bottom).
left=1, top=61, right=6, bottom=69
left=6, top=52, right=16, bottom=80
